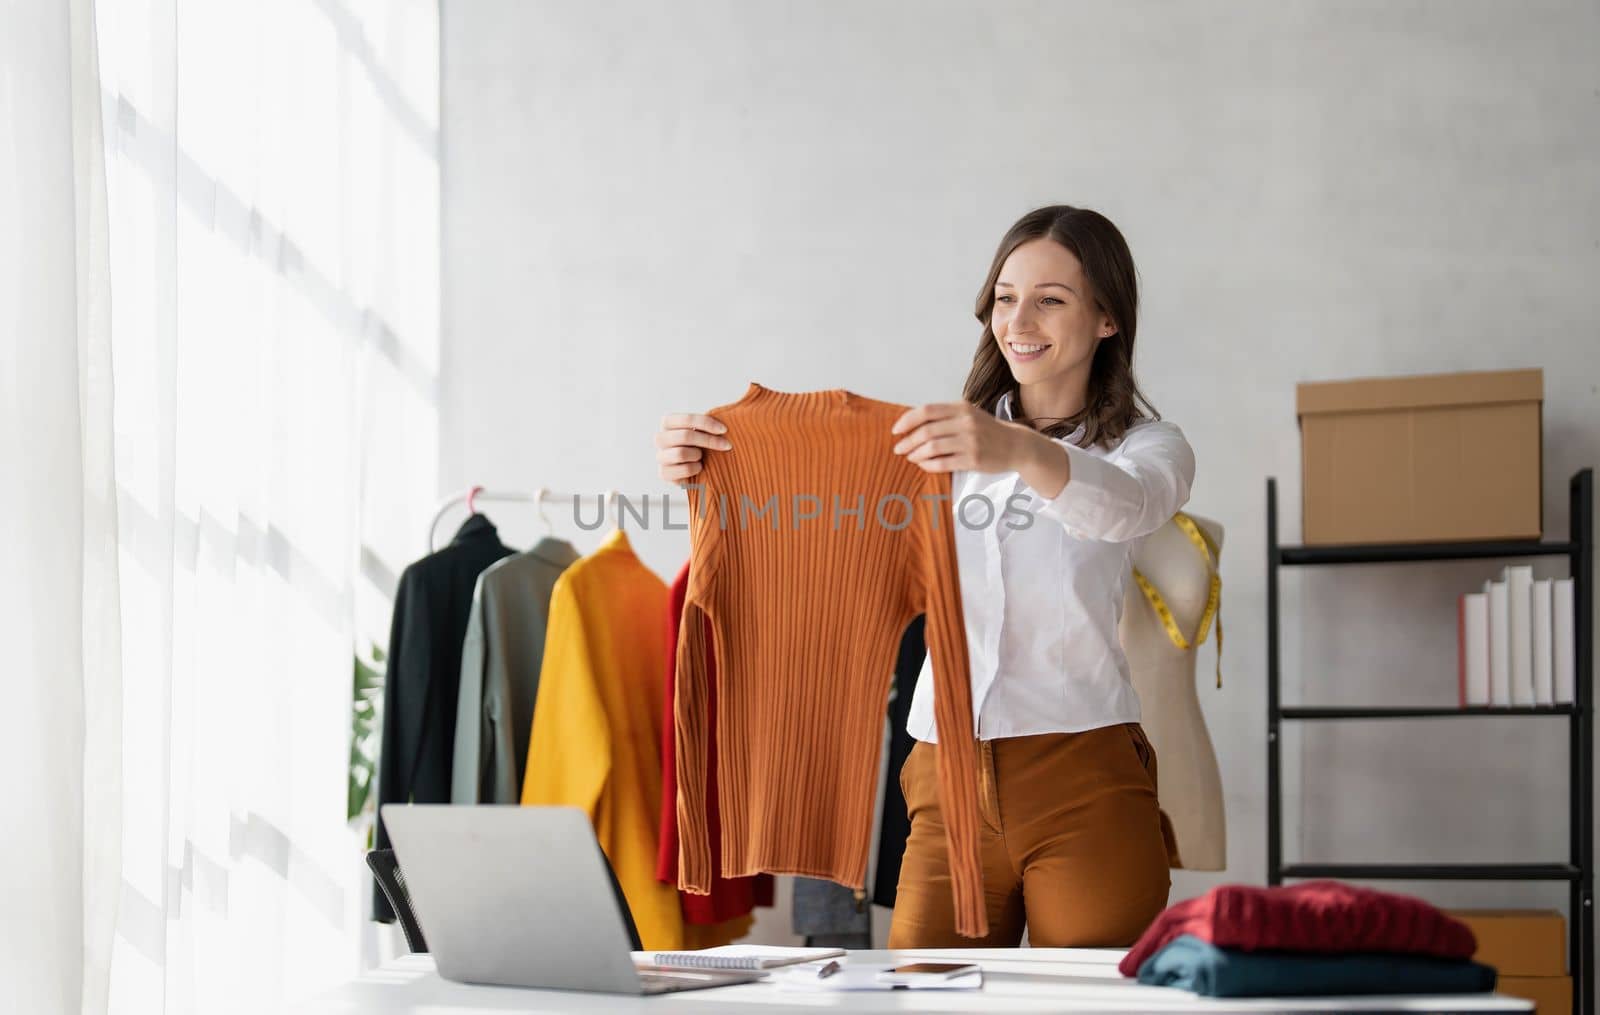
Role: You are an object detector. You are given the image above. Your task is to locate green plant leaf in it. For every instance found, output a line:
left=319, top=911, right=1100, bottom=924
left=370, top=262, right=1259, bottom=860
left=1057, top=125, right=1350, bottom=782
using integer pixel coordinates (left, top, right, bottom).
left=348, top=641, right=387, bottom=824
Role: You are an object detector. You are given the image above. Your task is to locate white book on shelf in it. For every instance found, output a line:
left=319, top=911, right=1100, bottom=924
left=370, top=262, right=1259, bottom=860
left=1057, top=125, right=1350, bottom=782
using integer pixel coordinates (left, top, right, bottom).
left=1554, top=577, right=1576, bottom=705
left=1504, top=565, right=1535, bottom=706
left=1485, top=578, right=1511, bottom=707
left=1459, top=591, right=1490, bottom=707
left=1532, top=578, right=1554, bottom=706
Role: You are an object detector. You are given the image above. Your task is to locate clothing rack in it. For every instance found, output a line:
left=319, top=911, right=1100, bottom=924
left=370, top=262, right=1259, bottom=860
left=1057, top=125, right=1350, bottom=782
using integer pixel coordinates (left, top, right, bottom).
left=427, top=485, right=690, bottom=552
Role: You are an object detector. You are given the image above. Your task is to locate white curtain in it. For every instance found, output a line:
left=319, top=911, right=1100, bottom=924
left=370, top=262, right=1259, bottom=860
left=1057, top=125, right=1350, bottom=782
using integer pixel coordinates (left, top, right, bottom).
left=4, top=0, right=439, bottom=1011
left=2, top=1, right=122, bottom=1012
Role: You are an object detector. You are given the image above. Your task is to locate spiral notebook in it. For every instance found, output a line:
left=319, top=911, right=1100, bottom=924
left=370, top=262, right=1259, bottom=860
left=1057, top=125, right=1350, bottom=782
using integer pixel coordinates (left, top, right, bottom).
left=643, top=945, right=847, bottom=971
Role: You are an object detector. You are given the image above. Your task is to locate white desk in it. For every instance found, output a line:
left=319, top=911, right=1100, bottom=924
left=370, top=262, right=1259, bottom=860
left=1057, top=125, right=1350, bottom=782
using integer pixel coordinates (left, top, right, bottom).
left=295, top=948, right=1533, bottom=1013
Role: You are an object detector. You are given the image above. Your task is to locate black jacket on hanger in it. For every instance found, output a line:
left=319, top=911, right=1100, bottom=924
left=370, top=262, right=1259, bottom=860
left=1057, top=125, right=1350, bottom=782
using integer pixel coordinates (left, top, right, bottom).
left=372, top=513, right=513, bottom=921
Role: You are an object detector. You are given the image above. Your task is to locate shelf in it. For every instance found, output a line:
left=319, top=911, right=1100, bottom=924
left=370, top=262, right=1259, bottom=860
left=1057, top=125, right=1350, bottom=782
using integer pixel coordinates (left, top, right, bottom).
left=1278, top=540, right=1577, bottom=566
left=1268, top=469, right=1593, bottom=1014
left=1281, top=705, right=1579, bottom=720
left=1280, top=863, right=1581, bottom=882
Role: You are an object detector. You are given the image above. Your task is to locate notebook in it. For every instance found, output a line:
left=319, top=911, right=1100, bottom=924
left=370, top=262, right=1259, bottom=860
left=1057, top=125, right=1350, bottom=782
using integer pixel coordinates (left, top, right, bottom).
left=643, top=945, right=847, bottom=971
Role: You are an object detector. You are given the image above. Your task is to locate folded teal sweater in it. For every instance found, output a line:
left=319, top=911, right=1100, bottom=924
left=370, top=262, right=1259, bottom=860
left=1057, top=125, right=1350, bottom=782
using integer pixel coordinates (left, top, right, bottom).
left=1138, top=934, right=1498, bottom=997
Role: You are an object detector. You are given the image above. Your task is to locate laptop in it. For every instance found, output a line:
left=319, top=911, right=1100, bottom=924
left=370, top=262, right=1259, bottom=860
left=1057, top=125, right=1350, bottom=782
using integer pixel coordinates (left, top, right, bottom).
left=380, top=804, right=765, bottom=995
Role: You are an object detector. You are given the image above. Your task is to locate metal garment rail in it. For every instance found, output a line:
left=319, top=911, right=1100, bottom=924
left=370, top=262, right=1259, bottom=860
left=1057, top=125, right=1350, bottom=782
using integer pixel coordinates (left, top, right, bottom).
left=427, top=486, right=690, bottom=552
left=1266, top=468, right=1593, bottom=1015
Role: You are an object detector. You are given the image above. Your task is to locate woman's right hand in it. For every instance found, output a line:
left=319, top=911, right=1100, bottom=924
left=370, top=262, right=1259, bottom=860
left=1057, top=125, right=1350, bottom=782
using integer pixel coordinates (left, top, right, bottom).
left=655, top=412, right=732, bottom=485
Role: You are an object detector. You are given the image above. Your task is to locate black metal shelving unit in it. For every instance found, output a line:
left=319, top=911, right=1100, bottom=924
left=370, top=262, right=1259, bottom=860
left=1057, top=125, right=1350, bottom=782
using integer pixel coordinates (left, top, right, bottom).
left=1267, top=468, right=1594, bottom=1014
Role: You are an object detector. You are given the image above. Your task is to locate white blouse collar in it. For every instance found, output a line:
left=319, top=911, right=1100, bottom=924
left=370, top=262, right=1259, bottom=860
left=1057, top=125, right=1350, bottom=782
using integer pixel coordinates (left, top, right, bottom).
left=995, top=390, right=1087, bottom=444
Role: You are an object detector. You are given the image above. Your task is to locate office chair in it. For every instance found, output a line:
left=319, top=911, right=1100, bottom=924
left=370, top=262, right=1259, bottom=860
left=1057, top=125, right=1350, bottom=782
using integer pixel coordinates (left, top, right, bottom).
left=592, top=840, right=645, bottom=952
left=365, top=842, right=643, bottom=954
left=366, top=849, right=429, bottom=953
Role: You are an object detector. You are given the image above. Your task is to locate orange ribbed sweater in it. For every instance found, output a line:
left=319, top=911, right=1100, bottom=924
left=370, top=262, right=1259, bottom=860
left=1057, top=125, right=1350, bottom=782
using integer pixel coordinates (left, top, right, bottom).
left=673, top=381, right=986, bottom=938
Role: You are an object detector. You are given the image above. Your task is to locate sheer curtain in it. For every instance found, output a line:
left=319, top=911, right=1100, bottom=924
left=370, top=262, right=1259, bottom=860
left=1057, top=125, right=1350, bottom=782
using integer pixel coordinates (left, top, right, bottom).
left=95, top=0, right=436, bottom=1011
left=4, top=0, right=436, bottom=1007
left=3, top=1, right=121, bottom=1012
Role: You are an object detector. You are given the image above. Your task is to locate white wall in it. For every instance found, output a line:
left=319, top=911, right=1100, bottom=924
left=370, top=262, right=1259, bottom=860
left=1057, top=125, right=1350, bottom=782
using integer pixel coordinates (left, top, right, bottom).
left=440, top=0, right=1600, bottom=953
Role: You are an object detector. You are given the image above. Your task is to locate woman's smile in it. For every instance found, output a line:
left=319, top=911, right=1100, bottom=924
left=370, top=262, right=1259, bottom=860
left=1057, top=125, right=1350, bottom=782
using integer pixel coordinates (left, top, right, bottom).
left=1006, top=339, right=1052, bottom=362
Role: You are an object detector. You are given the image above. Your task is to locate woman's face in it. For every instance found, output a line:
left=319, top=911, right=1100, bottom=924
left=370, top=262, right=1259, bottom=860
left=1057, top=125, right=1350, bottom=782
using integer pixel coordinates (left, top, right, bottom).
left=990, top=237, right=1114, bottom=387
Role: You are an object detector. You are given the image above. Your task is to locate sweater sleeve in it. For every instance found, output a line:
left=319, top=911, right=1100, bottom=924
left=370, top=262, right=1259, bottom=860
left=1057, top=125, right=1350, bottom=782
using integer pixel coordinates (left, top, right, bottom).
left=521, top=575, right=611, bottom=818
left=674, top=487, right=723, bottom=895
left=373, top=566, right=430, bottom=922
left=450, top=576, right=489, bottom=803
left=375, top=568, right=427, bottom=846
left=915, top=470, right=988, bottom=938
left=483, top=585, right=522, bottom=805
left=657, top=563, right=688, bottom=884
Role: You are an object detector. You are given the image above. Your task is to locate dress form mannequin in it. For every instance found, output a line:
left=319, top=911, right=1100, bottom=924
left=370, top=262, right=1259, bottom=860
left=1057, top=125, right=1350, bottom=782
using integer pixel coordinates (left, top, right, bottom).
left=1119, top=512, right=1227, bottom=871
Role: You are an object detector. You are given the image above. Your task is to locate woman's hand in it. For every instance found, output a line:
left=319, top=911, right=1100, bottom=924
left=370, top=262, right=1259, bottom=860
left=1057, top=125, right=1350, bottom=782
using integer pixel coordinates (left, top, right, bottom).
left=891, top=402, right=1071, bottom=498
left=655, top=412, right=732, bottom=485
left=890, top=402, right=1031, bottom=474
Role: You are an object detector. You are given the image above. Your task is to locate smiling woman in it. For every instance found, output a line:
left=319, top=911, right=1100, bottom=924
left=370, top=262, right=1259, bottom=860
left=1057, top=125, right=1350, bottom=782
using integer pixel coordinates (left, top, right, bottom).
left=653, top=204, right=1194, bottom=953
left=880, top=206, right=1193, bottom=950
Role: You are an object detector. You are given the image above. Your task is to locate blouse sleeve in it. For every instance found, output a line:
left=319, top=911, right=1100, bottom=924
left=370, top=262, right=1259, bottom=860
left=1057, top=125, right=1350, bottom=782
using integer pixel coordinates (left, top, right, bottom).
left=1033, top=420, right=1196, bottom=543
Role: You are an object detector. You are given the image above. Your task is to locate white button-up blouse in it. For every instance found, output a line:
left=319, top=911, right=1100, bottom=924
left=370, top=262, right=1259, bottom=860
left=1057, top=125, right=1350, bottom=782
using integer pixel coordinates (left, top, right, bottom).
left=906, top=391, right=1197, bottom=742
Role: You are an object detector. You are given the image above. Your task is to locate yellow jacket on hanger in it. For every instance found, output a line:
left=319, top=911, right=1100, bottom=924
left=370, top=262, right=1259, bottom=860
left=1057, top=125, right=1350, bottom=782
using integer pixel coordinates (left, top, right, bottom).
left=522, top=527, right=684, bottom=950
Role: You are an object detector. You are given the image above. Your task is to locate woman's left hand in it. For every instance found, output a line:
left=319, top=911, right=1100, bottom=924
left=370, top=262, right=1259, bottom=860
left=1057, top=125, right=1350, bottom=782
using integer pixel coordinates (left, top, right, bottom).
left=891, top=401, right=1030, bottom=474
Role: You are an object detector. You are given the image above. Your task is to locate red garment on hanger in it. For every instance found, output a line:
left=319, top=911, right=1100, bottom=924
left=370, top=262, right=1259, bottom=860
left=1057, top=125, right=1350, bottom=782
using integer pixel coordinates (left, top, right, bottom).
left=657, top=559, right=774, bottom=923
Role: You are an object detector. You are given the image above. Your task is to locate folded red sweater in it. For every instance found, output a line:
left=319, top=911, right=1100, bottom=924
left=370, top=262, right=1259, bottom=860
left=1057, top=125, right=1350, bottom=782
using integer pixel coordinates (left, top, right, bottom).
left=1119, top=880, right=1478, bottom=977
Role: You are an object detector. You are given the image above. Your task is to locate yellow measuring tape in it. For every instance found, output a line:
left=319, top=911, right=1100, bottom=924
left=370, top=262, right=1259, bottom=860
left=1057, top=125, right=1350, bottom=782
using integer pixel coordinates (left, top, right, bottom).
left=1130, top=512, right=1224, bottom=688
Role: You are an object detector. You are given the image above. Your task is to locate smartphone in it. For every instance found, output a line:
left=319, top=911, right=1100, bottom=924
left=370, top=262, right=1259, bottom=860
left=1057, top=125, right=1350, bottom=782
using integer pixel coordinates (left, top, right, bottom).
left=874, top=961, right=980, bottom=985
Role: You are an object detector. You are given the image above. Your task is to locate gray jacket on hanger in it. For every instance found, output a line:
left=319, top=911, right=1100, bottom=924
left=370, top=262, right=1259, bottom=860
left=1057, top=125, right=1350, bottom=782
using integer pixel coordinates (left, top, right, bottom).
left=451, top=536, right=582, bottom=804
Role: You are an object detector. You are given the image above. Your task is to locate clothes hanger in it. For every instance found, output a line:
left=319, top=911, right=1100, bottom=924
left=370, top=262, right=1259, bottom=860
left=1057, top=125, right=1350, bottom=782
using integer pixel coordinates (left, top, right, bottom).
left=533, top=487, right=555, bottom=535
left=427, top=486, right=686, bottom=551
left=605, top=488, right=622, bottom=532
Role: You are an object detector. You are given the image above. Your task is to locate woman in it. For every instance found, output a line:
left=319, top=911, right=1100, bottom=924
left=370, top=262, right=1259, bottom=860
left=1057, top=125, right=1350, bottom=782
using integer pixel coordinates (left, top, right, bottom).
left=653, top=205, right=1195, bottom=948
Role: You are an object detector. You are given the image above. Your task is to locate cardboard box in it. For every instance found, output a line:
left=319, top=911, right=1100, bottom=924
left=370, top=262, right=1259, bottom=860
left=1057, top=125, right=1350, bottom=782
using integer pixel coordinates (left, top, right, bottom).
left=1447, top=908, right=1565, bottom=976
left=1497, top=975, right=1571, bottom=1014
left=1296, top=368, right=1543, bottom=545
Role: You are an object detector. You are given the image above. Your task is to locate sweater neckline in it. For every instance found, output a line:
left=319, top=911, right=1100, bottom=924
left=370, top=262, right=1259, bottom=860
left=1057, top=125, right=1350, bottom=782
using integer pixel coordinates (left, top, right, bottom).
left=741, top=380, right=855, bottom=407
left=597, top=525, right=635, bottom=557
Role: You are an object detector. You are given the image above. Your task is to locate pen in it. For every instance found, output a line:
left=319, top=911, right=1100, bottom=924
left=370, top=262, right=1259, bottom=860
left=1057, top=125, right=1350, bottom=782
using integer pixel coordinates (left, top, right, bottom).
left=815, top=960, right=841, bottom=979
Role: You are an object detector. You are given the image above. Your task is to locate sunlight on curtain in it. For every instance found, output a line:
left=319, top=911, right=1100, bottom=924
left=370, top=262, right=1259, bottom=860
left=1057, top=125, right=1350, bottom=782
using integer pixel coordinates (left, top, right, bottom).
left=2, top=1, right=120, bottom=1011
left=95, top=1, right=439, bottom=1010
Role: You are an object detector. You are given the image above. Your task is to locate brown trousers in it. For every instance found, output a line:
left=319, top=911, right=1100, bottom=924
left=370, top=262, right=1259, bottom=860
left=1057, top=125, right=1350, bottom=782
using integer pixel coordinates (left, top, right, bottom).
left=887, top=723, right=1176, bottom=948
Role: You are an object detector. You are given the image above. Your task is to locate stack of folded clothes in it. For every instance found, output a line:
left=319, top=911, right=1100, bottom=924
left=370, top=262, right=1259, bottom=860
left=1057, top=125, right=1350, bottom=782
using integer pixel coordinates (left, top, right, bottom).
left=1121, top=880, right=1498, bottom=998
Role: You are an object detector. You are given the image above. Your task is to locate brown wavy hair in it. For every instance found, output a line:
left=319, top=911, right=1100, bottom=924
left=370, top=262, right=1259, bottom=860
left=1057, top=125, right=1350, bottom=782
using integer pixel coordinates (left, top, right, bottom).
left=962, top=205, right=1160, bottom=449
